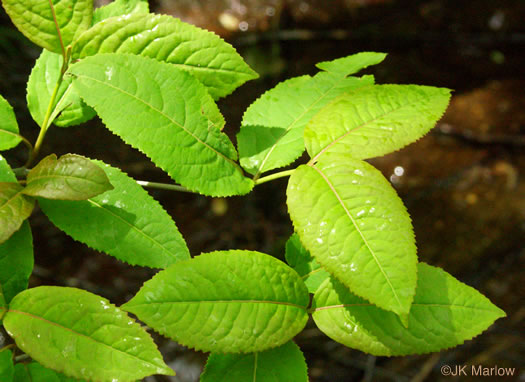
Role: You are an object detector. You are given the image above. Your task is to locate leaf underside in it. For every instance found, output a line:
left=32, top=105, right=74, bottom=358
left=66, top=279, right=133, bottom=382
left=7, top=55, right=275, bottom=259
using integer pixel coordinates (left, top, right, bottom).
left=312, top=263, right=506, bottom=356
left=0, top=95, right=21, bottom=151
left=0, top=183, right=35, bottom=245
left=122, top=250, right=309, bottom=353
left=287, top=152, right=417, bottom=316
left=69, top=53, right=253, bottom=196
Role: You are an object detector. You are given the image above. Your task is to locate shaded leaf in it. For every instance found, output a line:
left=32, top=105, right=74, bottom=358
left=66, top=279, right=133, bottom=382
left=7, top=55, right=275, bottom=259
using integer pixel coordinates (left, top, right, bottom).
left=39, top=160, right=189, bottom=268
left=4, top=286, right=174, bottom=381
left=285, top=233, right=330, bottom=294
left=0, top=95, right=20, bottom=151
left=0, top=349, right=14, bottom=382
left=69, top=53, right=252, bottom=196
left=0, top=285, right=6, bottom=321
left=305, top=85, right=451, bottom=162
left=201, top=341, right=308, bottom=382
left=0, top=183, right=35, bottom=244
left=0, top=221, right=34, bottom=303
left=23, top=154, right=113, bottom=200
left=287, top=153, right=417, bottom=316
left=1, top=0, right=93, bottom=54
left=13, top=362, right=82, bottom=382
left=238, top=52, right=385, bottom=176
left=122, top=250, right=309, bottom=353
left=72, top=13, right=258, bottom=99
left=93, top=0, right=149, bottom=24
left=27, top=49, right=95, bottom=128
left=312, top=263, right=506, bottom=356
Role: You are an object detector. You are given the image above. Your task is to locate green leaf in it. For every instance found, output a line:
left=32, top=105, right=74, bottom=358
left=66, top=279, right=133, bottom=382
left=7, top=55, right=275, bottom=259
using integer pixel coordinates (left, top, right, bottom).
left=0, top=95, right=21, bottom=151
left=4, top=286, right=174, bottom=381
left=0, top=183, right=35, bottom=244
left=27, top=49, right=96, bottom=128
left=13, top=362, right=82, bottom=382
left=285, top=233, right=329, bottom=294
left=39, top=160, right=189, bottom=268
left=122, top=250, right=309, bottom=353
left=0, top=221, right=34, bottom=303
left=312, top=263, right=506, bottom=356
left=71, top=13, right=258, bottom=99
left=93, top=0, right=149, bottom=24
left=0, top=285, right=6, bottom=321
left=23, top=154, right=113, bottom=200
left=286, top=153, right=417, bottom=316
left=305, top=85, right=451, bottom=162
left=0, top=349, right=14, bottom=382
left=237, top=52, right=385, bottom=176
left=1, top=0, right=93, bottom=54
left=201, top=341, right=308, bottom=382
left=0, top=155, right=16, bottom=182
left=69, top=53, right=252, bottom=196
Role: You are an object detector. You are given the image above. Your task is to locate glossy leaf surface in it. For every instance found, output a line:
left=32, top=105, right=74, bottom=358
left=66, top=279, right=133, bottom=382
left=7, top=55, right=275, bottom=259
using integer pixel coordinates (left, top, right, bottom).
left=1, top=0, right=93, bottom=53
left=27, top=49, right=95, bottom=128
left=69, top=53, right=252, bottom=196
left=72, top=13, right=258, bottom=99
left=0, top=183, right=35, bottom=244
left=201, top=341, right=308, bottom=382
left=13, top=362, right=81, bottom=382
left=0, top=222, right=34, bottom=303
left=287, top=153, right=417, bottom=316
left=237, top=52, right=385, bottom=176
left=122, top=250, right=309, bottom=353
left=285, top=233, right=330, bottom=294
left=312, top=263, right=506, bottom=356
left=0, top=349, right=13, bottom=381
left=4, top=286, right=174, bottom=381
left=39, top=160, right=189, bottom=268
left=0, top=95, right=20, bottom=151
left=305, top=85, right=451, bottom=162
left=93, top=0, right=149, bottom=24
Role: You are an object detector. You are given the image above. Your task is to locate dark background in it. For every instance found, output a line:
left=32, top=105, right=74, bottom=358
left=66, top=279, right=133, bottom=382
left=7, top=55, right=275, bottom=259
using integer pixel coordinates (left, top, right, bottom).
left=1, top=1, right=524, bottom=381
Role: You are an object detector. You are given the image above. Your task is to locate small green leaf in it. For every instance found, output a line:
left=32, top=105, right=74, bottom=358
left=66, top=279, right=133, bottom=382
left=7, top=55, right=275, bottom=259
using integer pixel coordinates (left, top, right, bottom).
left=23, top=154, right=113, bottom=200
left=27, top=49, right=96, bottom=128
left=1, top=0, right=93, bottom=54
left=93, top=0, right=149, bottom=24
left=122, top=250, right=309, bottom=353
left=305, top=85, right=451, bottom=162
left=287, top=153, right=417, bottom=316
left=0, top=155, right=16, bottom=182
left=69, top=53, right=252, bottom=196
left=4, top=286, right=174, bottom=381
left=285, top=233, right=330, bottom=294
left=39, top=160, right=189, bottom=268
left=0, top=285, right=6, bottom=321
left=0, top=95, right=21, bottom=151
left=13, top=362, right=82, bottom=382
left=0, top=183, right=35, bottom=244
left=0, top=221, right=34, bottom=303
left=237, top=52, right=385, bottom=176
left=201, top=341, right=308, bottom=382
left=0, top=349, right=14, bottom=382
left=72, top=13, right=258, bottom=99
left=312, top=263, right=506, bottom=356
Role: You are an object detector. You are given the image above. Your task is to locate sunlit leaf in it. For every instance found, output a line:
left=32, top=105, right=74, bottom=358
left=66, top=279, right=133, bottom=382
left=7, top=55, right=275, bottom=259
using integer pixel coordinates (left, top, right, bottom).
left=122, top=250, right=309, bottom=353
left=4, top=286, right=174, bottom=381
left=312, top=263, right=506, bottom=356
left=0, top=183, right=35, bottom=244
left=0, top=95, right=21, bottom=151
left=93, top=0, right=149, bottom=24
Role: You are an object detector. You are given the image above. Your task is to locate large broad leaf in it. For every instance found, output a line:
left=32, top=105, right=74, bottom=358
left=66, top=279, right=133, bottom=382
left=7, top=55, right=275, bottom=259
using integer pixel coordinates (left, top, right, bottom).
left=69, top=53, right=252, bottom=196
left=312, top=263, right=506, bottom=356
left=285, top=233, right=330, bottom=294
left=305, top=85, right=451, bottom=162
left=13, top=362, right=81, bottom=382
left=0, top=183, right=35, bottom=244
left=287, top=153, right=417, bottom=317
left=0, top=222, right=34, bottom=303
left=201, top=341, right=308, bottom=382
left=122, top=250, right=309, bottom=353
left=0, top=95, right=21, bottom=151
left=71, top=13, right=258, bottom=99
left=39, top=160, right=189, bottom=269
left=1, top=0, right=93, bottom=54
left=93, top=0, right=149, bottom=24
left=237, top=52, right=385, bottom=176
left=4, top=286, right=174, bottom=381
left=23, top=154, right=113, bottom=200
left=27, top=49, right=96, bottom=128
left=0, top=349, right=14, bottom=381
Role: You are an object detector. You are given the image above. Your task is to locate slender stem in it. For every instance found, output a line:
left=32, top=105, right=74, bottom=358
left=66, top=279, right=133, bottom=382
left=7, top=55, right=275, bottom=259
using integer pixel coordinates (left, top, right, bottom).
left=136, top=180, right=194, bottom=193
left=253, top=169, right=295, bottom=186
left=0, top=344, right=15, bottom=352
left=14, top=354, right=30, bottom=362
left=48, top=0, right=66, bottom=59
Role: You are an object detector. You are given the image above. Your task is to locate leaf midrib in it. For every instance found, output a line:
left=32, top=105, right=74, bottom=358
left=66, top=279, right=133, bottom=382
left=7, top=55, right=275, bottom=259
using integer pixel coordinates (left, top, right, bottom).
left=313, top=303, right=501, bottom=314
left=27, top=173, right=104, bottom=187
left=128, top=299, right=307, bottom=311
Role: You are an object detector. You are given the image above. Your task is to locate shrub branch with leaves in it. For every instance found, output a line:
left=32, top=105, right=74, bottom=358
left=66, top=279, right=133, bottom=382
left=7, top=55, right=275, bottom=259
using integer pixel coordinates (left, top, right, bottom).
left=0, top=0, right=505, bottom=381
